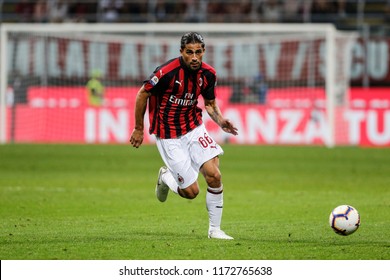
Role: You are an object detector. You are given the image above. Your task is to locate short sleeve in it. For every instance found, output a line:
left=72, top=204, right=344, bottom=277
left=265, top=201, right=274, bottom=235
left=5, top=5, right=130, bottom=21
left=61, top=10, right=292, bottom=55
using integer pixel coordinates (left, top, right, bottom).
left=202, top=71, right=217, bottom=100
left=143, top=66, right=167, bottom=95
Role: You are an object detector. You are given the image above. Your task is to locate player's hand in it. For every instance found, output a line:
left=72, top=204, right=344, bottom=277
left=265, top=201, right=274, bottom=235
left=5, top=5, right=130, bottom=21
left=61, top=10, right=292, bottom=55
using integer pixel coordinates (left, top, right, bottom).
left=221, top=119, right=238, bottom=136
left=130, top=129, right=144, bottom=148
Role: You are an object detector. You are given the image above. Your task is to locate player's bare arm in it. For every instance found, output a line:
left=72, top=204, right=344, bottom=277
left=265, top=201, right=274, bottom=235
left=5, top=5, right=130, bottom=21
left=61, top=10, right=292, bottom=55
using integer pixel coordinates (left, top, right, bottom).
left=130, top=85, right=150, bottom=148
left=204, top=98, right=238, bottom=136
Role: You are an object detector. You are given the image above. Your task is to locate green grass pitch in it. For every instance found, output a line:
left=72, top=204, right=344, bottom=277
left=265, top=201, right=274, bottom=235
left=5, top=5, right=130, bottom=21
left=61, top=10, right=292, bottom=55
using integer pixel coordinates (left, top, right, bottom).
left=0, top=144, right=389, bottom=260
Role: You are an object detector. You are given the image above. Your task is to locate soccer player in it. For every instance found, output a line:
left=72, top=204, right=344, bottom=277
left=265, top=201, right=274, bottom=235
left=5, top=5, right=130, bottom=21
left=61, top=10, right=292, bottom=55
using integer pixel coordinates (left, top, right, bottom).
left=130, top=32, right=238, bottom=239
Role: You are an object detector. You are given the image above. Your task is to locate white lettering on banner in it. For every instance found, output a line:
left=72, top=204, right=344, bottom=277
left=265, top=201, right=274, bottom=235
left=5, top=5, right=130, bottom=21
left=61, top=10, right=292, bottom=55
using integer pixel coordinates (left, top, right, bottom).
left=100, top=110, right=128, bottom=142
left=89, top=42, right=108, bottom=77
left=233, top=44, right=259, bottom=77
left=88, top=107, right=390, bottom=146
left=262, top=43, right=281, bottom=79
left=292, top=42, right=309, bottom=80
left=33, top=40, right=45, bottom=76
left=66, top=41, right=85, bottom=77
left=33, top=40, right=62, bottom=77
left=247, top=109, right=277, bottom=144
left=49, top=41, right=61, bottom=77
left=350, top=41, right=365, bottom=80
left=344, top=110, right=390, bottom=145
left=207, top=108, right=329, bottom=145
left=344, top=110, right=366, bottom=145
left=304, top=111, right=329, bottom=144
left=85, top=109, right=96, bottom=143
left=213, top=43, right=231, bottom=78
left=7, top=84, right=390, bottom=146
left=244, top=108, right=390, bottom=145
left=6, top=37, right=390, bottom=83
left=318, top=41, right=326, bottom=80
left=367, top=41, right=388, bottom=80
left=367, top=110, right=390, bottom=145
left=15, top=40, right=30, bottom=75
left=84, top=109, right=128, bottom=143
left=119, top=44, right=138, bottom=78
left=279, top=110, right=304, bottom=144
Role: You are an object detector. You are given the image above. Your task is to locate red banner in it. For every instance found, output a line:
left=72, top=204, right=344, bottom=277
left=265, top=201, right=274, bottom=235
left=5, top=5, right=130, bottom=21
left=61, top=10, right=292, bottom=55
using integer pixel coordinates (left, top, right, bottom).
left=6, top=87, right=390, bottom=146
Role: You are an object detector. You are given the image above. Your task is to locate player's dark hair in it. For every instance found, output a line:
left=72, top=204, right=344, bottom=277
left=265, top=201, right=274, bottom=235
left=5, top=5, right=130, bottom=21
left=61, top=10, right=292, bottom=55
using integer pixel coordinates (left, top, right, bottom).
left=180, top=32, right=205, bottom=49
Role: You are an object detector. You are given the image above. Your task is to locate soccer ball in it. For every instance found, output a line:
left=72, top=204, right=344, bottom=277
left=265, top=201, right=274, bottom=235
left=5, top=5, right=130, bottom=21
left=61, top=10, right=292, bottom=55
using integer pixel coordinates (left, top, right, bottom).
left=329, top=205, right=360, bottom=236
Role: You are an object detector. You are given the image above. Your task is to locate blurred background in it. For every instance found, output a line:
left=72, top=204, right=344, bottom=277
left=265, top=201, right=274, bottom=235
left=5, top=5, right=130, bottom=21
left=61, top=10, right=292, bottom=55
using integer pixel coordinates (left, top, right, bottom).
left=0, top=1, right=387, bottom=26
left=0, top=0, right=389, bottom=146
left=1, top=1, right=389, bottom=35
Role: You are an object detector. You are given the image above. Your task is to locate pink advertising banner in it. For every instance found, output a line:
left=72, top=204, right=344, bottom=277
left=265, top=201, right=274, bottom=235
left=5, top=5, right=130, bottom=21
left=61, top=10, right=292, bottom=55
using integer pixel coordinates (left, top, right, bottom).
left=6, top=86, right=390, bottom=146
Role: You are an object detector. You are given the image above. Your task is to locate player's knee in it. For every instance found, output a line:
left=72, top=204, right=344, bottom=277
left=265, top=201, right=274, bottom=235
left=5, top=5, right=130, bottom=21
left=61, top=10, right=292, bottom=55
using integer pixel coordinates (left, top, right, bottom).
left=186, top=189, right=199, bottom=199
left=205, top=171, right=222, bottom=188
left=180, top=183, right=199, bottom=199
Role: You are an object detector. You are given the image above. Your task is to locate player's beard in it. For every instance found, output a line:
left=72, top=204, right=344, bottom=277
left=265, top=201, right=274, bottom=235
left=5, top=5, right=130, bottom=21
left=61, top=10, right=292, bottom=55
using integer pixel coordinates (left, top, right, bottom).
left=188, top=61, right=201, bottom=71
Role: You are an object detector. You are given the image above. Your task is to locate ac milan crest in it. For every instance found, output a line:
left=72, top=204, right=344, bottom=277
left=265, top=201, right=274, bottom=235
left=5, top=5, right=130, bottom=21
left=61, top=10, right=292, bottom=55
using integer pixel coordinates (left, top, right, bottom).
left=177, top=173, right=184, bottom=184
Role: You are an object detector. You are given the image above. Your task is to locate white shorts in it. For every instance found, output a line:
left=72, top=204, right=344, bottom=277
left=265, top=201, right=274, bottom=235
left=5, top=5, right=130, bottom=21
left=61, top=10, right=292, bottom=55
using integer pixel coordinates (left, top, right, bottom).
left=156, top=124, right=224, bottom=189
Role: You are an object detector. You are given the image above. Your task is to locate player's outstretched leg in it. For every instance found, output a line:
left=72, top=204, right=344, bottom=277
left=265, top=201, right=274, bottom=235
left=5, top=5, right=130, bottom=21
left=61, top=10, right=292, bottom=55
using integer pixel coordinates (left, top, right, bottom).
left=206, top=186, right=234, bottom=240
left=156, top=166, right=169, bottom=202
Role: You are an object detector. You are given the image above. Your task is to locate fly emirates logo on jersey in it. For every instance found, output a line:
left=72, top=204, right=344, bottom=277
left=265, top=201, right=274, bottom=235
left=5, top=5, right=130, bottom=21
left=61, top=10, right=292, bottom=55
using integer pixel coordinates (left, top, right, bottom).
left=169, top=93, right=196, bottom=106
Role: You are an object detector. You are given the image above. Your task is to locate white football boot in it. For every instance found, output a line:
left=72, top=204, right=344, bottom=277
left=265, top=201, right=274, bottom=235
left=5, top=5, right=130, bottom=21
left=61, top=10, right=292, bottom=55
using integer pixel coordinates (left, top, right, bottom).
left=155, top=166, right=169, bottom=202
left=208, top=229, right=234, bottom=240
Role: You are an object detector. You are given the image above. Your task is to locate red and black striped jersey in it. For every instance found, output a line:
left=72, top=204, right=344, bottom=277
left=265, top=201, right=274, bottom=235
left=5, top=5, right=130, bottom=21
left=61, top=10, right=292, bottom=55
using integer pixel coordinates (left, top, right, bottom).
left=144, top=57, right=217, bottom=139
